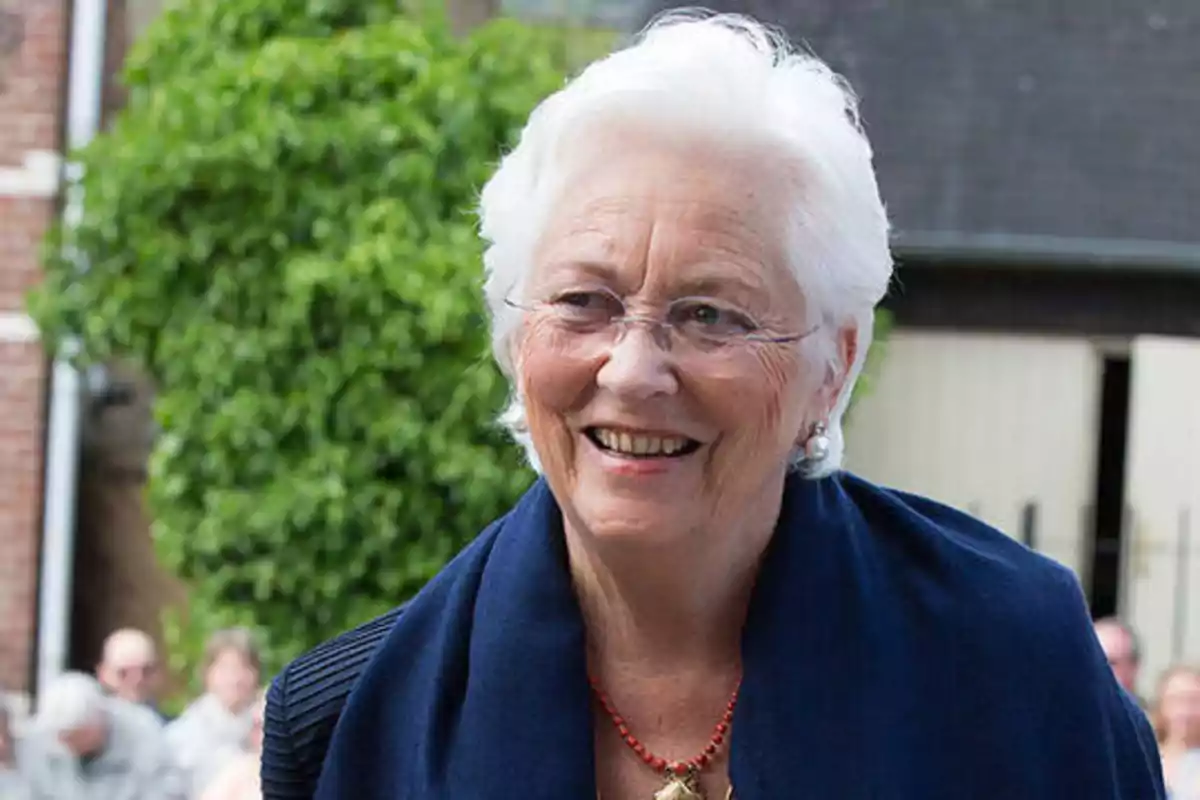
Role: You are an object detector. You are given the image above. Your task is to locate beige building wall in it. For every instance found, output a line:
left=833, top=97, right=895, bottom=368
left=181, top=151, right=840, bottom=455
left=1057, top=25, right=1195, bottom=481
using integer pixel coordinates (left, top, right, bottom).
left=844, top=331, right=1103, bottom=576
left=1122, top=336, right=1200, bottom=689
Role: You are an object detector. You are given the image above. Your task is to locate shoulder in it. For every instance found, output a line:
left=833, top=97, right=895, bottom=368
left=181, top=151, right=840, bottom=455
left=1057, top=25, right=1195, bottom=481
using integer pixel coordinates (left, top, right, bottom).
left=108, top=697, right=167, bottom=751
left=834, top=472, right=1103, bottom=674
left=110, top=697, right=164, bottom=730
left=835, top=473, right=1165, bottom=792
left=164, top=698, right=205, bottom=745
left=271, top=605, right=406, bottom=723
left=837, top=471, right=1078, bottom=605
left=106, top=699, right=174, bottom=777
left=262, top=508, right=516, bottom=798
left=262, top=605, right=406, bottom=798
left=266, top=509, right=511, bottom=749
left=166, top=696, right=204, bottom=727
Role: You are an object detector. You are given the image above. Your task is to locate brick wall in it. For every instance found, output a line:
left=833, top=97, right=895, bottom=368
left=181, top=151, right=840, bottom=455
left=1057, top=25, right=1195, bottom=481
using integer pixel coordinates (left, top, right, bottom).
left=0, top=0, right=69, bottom=695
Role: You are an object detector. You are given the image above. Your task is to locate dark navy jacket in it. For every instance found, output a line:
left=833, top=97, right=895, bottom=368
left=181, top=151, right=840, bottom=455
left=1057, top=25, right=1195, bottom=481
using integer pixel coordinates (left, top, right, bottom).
left=263, top=473, right=1164, bottom=799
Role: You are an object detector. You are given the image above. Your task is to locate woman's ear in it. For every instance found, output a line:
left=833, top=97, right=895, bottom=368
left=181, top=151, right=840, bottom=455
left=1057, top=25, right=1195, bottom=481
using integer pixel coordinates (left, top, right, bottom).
left=793, top=325, right=858, bottom=448
left=824, top=323, right=859, bottom=408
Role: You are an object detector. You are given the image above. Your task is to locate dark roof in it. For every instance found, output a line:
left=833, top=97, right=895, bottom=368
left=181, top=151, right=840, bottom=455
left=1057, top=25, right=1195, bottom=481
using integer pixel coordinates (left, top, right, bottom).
left=631, top=0, right=1200, bottom=266
left=503, top=0, right=640, bottom=30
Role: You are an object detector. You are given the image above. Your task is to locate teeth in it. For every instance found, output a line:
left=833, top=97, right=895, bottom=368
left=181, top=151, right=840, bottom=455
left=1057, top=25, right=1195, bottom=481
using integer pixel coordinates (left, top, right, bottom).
left=593, top=428, right=690, bottom=457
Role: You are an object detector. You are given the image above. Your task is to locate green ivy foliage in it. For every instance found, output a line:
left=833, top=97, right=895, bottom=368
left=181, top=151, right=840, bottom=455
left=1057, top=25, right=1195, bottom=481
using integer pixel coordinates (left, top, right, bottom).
left=30, top=1, right=567, bottom=679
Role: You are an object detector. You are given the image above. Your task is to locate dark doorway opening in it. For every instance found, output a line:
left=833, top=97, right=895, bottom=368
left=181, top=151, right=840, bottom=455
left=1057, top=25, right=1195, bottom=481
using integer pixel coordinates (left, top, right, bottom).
left=1087, top=355, right=1131, bottom=618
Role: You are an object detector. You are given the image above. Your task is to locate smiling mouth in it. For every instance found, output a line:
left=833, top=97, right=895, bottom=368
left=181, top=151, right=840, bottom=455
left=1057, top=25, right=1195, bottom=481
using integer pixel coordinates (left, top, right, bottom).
left=585, top=427, right=702, bottom=458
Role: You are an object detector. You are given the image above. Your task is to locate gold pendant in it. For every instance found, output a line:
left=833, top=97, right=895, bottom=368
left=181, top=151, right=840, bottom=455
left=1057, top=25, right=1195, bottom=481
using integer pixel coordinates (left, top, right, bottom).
left=653, top=773, right=706, bottom=800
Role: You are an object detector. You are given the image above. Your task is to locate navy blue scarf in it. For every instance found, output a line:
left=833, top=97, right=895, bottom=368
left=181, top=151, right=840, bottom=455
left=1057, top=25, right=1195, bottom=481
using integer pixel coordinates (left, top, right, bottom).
left=316, top=473, right=1163, bottom=799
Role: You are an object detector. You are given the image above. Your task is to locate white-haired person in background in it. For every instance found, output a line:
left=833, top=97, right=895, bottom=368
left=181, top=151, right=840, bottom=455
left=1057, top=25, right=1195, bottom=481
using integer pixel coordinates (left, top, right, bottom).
left=263, top=11, right=1164, bottom=799
left=166, top=628, right=262, bottom=798
left=22, top=671, right=181, bottom=799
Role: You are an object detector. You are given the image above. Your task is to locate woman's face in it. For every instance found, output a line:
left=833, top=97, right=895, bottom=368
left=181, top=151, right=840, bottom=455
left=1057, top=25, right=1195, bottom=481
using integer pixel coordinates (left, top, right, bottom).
left=205, top=649, right=260, bottom=714
left=516, top=130, right=843, bottom=547
left=1160, top=670, right=1200, bottom=744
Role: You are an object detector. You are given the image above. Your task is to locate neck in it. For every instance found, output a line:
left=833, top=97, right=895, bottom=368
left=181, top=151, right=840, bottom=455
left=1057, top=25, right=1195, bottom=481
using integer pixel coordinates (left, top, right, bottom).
left=565, top=491, right=781, bottom=676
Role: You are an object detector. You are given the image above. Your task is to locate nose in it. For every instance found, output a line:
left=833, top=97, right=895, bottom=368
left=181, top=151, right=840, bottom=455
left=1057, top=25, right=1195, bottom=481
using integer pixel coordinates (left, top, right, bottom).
left=595, top=325, right=679, bottom=400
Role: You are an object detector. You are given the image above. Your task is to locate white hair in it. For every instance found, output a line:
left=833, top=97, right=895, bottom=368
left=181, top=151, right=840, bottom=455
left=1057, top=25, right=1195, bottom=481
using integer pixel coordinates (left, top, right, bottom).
left=479, top=10, right=893, bottom=477
left=36, top=672, right=106, bottom=733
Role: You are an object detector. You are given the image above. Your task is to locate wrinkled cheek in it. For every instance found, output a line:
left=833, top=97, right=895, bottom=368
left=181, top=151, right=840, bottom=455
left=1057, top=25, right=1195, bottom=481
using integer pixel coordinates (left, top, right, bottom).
left=515, top=324, right=599, bottom=478
left=753, top=347, right=810, bottom=436
left=516, top=326, right=596, bottom=420
left=699, top=348, right=812, bottom=485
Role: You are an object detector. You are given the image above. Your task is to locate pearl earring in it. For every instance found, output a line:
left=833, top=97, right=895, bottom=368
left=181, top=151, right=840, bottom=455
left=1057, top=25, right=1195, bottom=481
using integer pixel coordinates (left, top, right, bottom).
left=804, top=421, right=830, bottom=462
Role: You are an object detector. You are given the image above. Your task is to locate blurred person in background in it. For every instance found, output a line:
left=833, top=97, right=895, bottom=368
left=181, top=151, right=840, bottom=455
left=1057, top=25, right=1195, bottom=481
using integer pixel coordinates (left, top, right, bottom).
left=22, top=671, right=180, bottom=799
left=0, top=696, right=32, bottom=798
left=167, top=628, right=262, bottom=798
left=96, top=627, right=169, bottom=721
left=200, top=691, right=266, bottom=800
left=1153, top=665, right=1200, bottom=799
left=1096, top=616, right=1144, bottom=704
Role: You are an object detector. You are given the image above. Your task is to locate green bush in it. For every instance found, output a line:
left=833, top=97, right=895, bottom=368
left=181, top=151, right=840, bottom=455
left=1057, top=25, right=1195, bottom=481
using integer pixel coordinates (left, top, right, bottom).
left=30, top=1, right=566, bottom=681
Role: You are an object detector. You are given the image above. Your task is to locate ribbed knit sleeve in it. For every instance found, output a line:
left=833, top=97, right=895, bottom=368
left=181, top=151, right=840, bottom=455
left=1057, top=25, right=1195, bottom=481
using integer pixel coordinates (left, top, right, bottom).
left=260, top=607, right=404, bottom=799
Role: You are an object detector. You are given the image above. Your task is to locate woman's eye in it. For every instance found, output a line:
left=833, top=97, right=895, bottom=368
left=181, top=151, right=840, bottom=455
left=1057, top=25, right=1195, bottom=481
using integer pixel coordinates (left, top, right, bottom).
left=556, top=291, right=604, bottom=308
left=684, top=303, right=720, bottom=325
left=676, top=301, right=757, bottom=334
left=550, top=290, right=623, bottom=318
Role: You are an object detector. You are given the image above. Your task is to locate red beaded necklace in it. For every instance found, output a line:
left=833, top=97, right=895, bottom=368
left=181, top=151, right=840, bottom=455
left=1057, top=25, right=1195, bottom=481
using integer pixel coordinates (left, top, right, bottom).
left=589, top=674, right=739, bottom=800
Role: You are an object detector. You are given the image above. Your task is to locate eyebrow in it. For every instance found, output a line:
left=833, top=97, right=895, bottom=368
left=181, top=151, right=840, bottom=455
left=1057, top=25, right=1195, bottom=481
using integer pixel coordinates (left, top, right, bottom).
left=673, top=272, right=767, bottom=300
left=540, top=261, right=768, bottom=300
left=538, top=260, right=620, bottom=284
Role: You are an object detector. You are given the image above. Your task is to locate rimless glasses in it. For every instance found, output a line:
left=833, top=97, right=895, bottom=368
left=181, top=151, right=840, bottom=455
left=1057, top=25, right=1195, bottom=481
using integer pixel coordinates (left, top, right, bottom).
left=504, top=286, right=818, bottom=354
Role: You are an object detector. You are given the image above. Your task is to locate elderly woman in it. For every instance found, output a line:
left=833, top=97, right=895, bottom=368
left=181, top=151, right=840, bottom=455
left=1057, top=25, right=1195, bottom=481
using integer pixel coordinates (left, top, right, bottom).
left=264, top=12, right=1163, bottom=799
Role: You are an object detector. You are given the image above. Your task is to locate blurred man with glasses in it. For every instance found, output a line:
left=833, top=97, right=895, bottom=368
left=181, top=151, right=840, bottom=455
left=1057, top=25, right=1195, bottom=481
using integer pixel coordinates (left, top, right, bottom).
left=96, top=628, right=169, bottom=722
